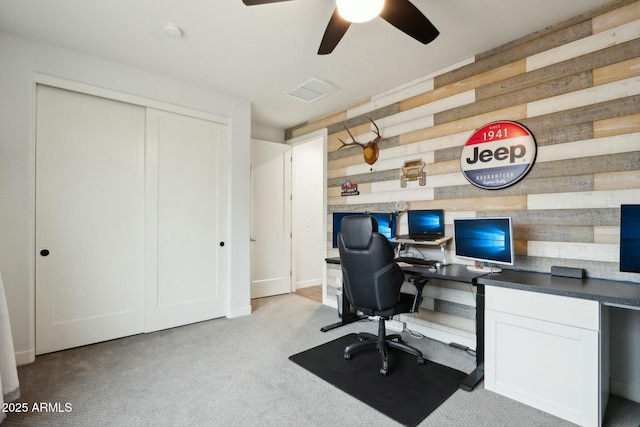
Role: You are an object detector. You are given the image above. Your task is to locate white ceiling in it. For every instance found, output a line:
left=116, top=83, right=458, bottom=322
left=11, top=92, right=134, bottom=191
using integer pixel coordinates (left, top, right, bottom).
left=0, top=0, right=613, bottom=130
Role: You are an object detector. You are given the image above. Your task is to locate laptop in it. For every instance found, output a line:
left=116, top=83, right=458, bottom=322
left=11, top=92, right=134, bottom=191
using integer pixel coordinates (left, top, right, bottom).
left=397, top=209, right=445, bottom=241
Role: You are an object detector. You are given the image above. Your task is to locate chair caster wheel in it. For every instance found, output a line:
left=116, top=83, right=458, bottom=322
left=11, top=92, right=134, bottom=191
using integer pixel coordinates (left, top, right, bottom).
left=417, top=357, right=425, bottom=365
left=344, top=353, right=351, bottom=360
left=380, top=361, right=389, bottom=375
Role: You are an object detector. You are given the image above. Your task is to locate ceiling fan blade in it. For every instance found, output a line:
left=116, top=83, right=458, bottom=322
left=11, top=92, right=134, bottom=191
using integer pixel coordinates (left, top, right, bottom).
left=318, top=8, right=351, bottom=55
left=242, top=0, right=293, bottom=5
left=379, top=0, right=439, bottom=45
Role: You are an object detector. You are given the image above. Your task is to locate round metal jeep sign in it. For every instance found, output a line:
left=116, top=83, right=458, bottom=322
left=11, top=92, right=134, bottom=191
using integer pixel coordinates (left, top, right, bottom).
left=460, top=121, right=537, bottom=190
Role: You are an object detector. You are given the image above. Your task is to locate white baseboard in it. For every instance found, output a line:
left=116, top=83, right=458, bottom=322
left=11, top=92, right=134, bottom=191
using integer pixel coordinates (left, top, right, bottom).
left=15, top=348, right=35, bottom=366
left=295, top=279, right=321, bottom=289
left=610, top=378, right=640, bottom=403
left=401, top=317, right=476, bottom=350
left=227, top=304, right=252, bottom=318
left=386, top=319, right=405, bottom=332
left=320, top=300, right=475, bottom=349
left=323, top=297, right=338, bottom=309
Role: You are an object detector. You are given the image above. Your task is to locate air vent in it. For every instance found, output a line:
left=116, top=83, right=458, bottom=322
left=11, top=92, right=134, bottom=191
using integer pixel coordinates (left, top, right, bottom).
left=284, top=77, right=339, bottom=103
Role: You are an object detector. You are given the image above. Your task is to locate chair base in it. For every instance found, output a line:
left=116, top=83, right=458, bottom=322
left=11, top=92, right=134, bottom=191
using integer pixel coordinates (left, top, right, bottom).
left=344, top=317, right=425, bottom=375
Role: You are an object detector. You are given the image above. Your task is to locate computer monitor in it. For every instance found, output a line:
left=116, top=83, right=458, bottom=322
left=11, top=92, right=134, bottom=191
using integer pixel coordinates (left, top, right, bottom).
left=332, top=212, right=396, bottom=248
left=620, top=204, right=640, bottom=273
left=453, top=217, right=514, bottom=273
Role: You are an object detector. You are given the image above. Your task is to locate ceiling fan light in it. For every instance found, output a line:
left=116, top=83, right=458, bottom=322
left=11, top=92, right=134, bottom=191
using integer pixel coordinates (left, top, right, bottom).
left=336, top=0, right=385, bottom=23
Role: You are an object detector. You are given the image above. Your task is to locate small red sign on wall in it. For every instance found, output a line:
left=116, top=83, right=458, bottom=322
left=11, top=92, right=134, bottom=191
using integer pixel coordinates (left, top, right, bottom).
left=341, top=181, right=359, bottom=196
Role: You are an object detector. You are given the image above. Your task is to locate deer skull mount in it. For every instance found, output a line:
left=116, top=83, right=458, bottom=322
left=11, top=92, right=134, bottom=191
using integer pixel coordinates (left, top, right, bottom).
left=338, top=118, right=381, bottom=166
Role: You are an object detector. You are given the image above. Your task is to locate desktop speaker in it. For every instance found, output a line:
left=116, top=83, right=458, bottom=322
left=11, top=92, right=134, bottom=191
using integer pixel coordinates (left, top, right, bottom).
left=551, top=266, right=584, bottom=279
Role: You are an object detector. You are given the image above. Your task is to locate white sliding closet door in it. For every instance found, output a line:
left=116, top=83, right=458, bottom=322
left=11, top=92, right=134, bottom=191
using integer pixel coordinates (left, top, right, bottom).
left=36, top=87, right=229, bottom=354
left=144, top=109, right=228, bottom=332
left=35, top=85, right=146, bottom=354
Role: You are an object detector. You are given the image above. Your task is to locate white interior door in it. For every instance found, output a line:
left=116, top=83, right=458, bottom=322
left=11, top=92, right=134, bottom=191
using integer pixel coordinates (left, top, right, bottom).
left=144, top=109, right=228, bottom=332
left=35, top=85, right=146, bottom=354
left=250, top=140, right=292, bottom=298
left=291, top=137, right=324, bottom=290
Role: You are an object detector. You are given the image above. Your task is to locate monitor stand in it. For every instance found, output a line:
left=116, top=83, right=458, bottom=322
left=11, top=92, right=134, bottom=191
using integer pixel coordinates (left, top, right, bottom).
left=466, top=263, right=502, bottom=273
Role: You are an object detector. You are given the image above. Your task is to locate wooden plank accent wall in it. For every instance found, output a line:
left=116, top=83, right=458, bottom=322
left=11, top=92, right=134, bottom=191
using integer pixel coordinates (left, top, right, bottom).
left=287, top=0, right=640, bottom=329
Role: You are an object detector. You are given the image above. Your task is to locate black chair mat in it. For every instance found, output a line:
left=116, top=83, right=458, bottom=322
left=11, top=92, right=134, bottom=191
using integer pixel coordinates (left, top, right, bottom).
left=289, top=333, right=467, bottom=427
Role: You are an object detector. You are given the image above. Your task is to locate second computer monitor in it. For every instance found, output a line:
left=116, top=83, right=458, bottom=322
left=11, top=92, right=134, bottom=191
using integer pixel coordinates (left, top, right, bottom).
left=332, top=212, right=396, bottom=248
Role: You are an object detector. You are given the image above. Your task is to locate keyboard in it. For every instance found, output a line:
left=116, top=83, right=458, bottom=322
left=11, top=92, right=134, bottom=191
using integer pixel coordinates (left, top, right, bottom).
left=396, top=234, right=443, bottom=242
left=394, top=256, right=440, bottom=267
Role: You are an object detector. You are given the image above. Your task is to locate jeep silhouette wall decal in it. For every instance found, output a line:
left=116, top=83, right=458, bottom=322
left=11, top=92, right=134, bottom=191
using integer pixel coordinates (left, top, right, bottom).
left=460, top=121, right=537, bottom=190
left=400, top=159, right=426, bottom=187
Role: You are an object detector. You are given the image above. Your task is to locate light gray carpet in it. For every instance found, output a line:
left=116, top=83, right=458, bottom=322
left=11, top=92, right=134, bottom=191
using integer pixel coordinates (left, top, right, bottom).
left=4, top=294, right=640, bottom=426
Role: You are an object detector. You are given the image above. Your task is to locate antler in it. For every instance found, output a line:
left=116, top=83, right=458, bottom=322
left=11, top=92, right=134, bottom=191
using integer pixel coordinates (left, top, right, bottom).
left=338, top=124, right=366, bottom=150
left=337, top=117, right=381, bottom=150
left=368, top=117, right=381, bottom=142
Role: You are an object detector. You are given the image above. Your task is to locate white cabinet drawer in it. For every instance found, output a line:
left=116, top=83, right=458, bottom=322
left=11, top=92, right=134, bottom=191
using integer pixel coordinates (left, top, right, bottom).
left=485, top=286, right=600, bottom=331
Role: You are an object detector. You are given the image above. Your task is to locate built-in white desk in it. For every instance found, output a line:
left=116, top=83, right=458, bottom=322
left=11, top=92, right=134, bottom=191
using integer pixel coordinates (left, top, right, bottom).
left=478, top=270, right=640, bottom=427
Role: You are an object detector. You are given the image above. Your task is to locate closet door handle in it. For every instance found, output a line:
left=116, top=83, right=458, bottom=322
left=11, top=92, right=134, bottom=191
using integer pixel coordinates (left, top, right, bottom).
left=40, top=249, right=50, bottom=256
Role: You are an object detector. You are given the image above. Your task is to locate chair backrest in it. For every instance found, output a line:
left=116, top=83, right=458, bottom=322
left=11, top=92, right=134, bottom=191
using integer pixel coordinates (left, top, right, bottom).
left=337, top=215, right=405, bottom=312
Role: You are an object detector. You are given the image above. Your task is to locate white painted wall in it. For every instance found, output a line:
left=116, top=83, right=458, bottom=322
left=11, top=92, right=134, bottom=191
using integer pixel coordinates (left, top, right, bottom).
left=251, top=122, right=284, bottom=143
left=291, top=137, right=324, bottom=289
left=0, top=33, right=257, bottom=363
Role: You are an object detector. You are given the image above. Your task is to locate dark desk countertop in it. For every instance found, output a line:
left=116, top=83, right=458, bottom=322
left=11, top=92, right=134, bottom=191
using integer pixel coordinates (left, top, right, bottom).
left=327, top=258, right=486, bottom=284
left=478, top=269, right=640, bottom=308
left=400, top=263, right=487, bottom=284
left=327, top=257, right=640, bottom=307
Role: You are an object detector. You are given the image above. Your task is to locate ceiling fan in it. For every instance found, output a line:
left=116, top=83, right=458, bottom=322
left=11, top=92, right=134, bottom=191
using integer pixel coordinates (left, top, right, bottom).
left=242, top=0, right=439, bottom=55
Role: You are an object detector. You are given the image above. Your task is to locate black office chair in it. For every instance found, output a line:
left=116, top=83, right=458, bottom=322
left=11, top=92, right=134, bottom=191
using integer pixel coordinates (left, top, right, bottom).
left=337, top=215, right=427, bottom=375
